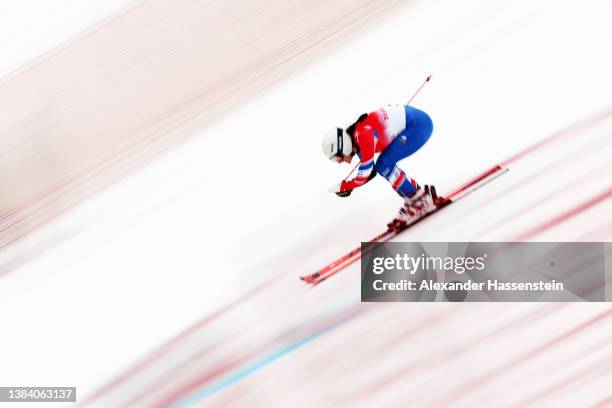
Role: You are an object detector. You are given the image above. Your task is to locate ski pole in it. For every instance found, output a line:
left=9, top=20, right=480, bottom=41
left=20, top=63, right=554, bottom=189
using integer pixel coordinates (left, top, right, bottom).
left=344, top=160, right=360, bottom=181
left=406, top=74, right=431, bottom=105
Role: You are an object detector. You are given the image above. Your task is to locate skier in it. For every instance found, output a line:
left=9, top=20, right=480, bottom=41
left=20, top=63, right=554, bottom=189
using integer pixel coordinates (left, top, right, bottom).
left=321, top=104, right=444, bottom=229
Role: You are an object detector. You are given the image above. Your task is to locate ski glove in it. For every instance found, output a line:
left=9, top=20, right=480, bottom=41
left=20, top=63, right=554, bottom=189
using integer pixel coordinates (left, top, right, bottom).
left=327, top=180, right=352, bottom=197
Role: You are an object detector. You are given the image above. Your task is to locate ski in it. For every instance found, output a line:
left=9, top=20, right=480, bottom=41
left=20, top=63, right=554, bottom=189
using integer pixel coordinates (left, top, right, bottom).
left=300, top=164, right=509, bottom=285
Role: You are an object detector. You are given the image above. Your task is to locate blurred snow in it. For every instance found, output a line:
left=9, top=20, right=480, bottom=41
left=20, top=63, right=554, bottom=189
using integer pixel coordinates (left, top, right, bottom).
left=0, top=0, right=611, bottom=406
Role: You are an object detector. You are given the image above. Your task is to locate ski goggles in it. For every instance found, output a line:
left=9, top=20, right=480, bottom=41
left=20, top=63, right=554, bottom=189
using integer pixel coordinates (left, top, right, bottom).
left=336, top=127, right=346, bottom=156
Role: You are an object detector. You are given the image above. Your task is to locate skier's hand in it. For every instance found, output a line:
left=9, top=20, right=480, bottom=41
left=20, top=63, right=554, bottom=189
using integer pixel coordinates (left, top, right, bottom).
left=327, top=181, right=352, bottom=197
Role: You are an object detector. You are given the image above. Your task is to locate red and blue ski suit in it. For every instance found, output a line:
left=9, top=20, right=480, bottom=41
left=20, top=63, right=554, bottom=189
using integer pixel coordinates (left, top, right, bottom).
left=340, top=104, right=433, bottom=197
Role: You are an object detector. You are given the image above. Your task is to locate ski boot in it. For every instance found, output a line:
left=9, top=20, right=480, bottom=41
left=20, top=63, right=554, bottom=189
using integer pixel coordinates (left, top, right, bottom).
left=387, top=185, right=446, bottom=231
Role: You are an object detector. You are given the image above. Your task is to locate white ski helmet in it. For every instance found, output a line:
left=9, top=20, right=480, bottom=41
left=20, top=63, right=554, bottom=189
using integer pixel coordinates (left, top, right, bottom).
left=322, top=127, right=352, bottom=160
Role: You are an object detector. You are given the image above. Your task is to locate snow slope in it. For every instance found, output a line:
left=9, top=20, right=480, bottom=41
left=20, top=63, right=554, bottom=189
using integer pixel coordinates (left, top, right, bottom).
left=1, top=0, right=612, bottom=406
